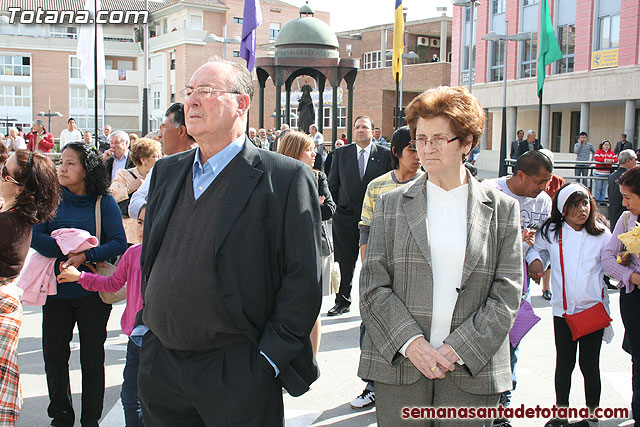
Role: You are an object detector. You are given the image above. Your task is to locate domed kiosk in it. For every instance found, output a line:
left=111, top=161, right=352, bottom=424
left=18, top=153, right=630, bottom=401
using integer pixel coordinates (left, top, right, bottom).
left=255, top=3, right=359, bottom=144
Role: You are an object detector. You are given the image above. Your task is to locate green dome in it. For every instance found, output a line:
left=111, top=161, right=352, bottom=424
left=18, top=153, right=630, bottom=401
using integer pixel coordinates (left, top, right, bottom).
left=300, top=3, right=314, bottom=15
left=274, top=16, right=339, bottom=49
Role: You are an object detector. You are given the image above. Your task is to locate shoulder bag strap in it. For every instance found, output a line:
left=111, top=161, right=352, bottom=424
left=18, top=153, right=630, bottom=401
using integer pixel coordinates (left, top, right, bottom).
left=559, top=227, right=567, bottom=313
left=94, top=196, right=102, bottom=245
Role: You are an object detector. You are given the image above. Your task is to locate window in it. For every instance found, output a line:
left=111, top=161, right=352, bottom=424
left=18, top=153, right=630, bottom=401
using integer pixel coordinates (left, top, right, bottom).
left=50, top=25, right=77, bottom=39
left=461, top=5, right=476, bottom=85
left=0, top=55, right=31, bottom=77
left=521, top=37, right=537, bottom=77
left=596, top=0, right=620, bottom=50
left=118, top=60, right=134, bottom=71
left=233, top=51, right=240, bottom=57
left=70, top=86, right=95, bottom=109
left=556, top=24, right=575, bottom=73
left=170, top=58, right=175, bottom=70
left=363, top=51, right=381, bottom=69
left=70, top=56, right=80, bottom=78
left=384, top=49, right=392, bottom=67
left=283, top=108, right=298, bottom=128
left=153, top=91, right=160, bottom=109
left=323, top=107, right=331, bottom=128
left=0, top=85, right=31, bottom=107
left=598, top=15, right=620, bottom=50
left=523, top=0, right=538, bottom=4
left=489, top=40, right=505, bottom=82
left=233, top=17, right=243, bottom=24
left=336, top=106, right=346, bottom=128
left=269, top=23, right=281, bottom=41
left=492, top=0, right=505, bottom=15
left=105, top=59, right=113, bottom=70
left=71, top=115, right=103, bottom=133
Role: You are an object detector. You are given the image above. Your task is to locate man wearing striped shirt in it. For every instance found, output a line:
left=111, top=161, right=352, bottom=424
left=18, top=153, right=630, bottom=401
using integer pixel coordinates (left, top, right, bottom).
left=350, top=125, right=423, bottom=409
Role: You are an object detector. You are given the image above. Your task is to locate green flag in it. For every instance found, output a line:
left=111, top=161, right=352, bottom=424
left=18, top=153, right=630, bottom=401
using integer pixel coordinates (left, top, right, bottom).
left=537, top=0, right=563, bottom=96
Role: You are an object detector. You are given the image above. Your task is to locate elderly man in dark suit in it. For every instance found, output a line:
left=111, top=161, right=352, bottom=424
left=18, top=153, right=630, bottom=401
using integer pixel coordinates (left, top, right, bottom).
left=609, top=149, right=638, bottom=230
left=103, top=130, right=134, bottom=182
left=327, top=116, right=392, bottom=315
left=517, top=129, right=542, bottom=158
left=136, top=58, right=322, bottom=426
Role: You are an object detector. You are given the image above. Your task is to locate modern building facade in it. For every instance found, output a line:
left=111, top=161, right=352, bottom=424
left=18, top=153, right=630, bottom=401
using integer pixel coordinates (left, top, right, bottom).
left=0, top=0, right=324, bottom=138
left=451, top=0, right=640, bottom=156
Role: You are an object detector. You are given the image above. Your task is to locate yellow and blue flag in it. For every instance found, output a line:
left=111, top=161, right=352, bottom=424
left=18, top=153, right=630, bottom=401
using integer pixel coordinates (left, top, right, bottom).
left=392, top=0, right=404, bottom=82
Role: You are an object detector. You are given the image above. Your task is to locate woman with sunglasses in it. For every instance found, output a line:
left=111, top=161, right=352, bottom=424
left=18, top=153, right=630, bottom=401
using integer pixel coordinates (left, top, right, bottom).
left=1, top=149, right=60, bottom=425
left=358, top=86, right=523, bottom=426
left=31, top=142, right=127, bottom=427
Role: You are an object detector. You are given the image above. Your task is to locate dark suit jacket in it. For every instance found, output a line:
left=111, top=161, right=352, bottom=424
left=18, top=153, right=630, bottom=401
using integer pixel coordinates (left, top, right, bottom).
left=608, top=166, right=627, bottom=230
left=517, top=139, right=542, bottom=158
left=139, top=138, right=322, bottom=397
left=328, top=143, right=392, bottom=217
left=106, top=154, right=134, bottom=183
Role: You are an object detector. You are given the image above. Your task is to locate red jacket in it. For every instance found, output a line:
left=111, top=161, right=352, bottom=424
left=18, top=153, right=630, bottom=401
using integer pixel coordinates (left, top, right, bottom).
left=26, top=130, right=54, bottom=153
left=594, top=149, right=617, bottom=173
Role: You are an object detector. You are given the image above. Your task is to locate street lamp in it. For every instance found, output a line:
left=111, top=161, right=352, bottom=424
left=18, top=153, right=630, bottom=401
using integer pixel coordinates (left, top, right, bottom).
left=37, top=110, right=63, bottom=131
left=482, top=23, right=531, bottom=176
left=1, top=114, right=17, bottom=134
left=204, top=25, right=241, bottom=60
left=453, top=0, right=480, bottom=93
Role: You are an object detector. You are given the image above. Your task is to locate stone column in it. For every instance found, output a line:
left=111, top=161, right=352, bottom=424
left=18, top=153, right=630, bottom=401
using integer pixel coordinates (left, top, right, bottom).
left=440, top=19, right=447, bottom=61
left=625, top=99, right=636, bottom=149
left=541, top=104, right=551, bottom=149
left=580, top=102, right=590, bottom=135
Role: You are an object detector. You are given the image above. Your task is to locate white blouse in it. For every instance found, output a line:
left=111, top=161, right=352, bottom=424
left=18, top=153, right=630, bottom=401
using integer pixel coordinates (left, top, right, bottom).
left=526, top=222, right=611, bottom=318
left=426, top=180, right=468, bottom=348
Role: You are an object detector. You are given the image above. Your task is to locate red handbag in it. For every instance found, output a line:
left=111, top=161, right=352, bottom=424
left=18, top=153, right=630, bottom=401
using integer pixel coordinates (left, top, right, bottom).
left=559, top=227, right=612, bottom=341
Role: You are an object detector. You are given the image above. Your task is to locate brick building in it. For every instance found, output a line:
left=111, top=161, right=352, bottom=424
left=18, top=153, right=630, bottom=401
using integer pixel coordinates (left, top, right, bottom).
left=451, top=0, right=640, bottom=156
left=0, top=0, right=325, bottom=139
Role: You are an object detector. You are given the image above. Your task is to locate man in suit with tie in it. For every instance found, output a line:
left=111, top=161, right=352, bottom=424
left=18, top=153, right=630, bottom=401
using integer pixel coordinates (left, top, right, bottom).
left=136, top=58, right=322, bottom=426
left=328, top=116, right=392, bottom=316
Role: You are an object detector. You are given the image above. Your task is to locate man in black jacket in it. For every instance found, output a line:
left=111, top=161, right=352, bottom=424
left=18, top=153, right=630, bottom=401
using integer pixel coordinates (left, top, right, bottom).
left=609, top=149, right=638, bottom=230
left=327, top=115, right=392, bottom=315
left=136, top=59, right=322, bottom=426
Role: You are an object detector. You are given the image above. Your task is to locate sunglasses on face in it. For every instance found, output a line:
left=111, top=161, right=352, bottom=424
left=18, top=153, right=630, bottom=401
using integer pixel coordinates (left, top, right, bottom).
left=0, top=164, right=20, bottom=185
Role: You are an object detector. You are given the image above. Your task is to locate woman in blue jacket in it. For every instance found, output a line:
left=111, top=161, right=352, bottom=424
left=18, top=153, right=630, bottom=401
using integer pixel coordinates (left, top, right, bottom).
left=31, top=142, right=127, bottom=427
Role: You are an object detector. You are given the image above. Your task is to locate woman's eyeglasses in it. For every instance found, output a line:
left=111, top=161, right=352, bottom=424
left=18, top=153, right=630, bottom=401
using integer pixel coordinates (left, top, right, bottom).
left=410, top=136, right=460, bottom=150
left=0, top=164, right=20, bottom=185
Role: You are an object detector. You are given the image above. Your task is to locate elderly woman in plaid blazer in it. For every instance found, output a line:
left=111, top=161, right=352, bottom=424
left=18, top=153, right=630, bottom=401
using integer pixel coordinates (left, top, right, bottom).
left=358, top=86, right=523, bottom=426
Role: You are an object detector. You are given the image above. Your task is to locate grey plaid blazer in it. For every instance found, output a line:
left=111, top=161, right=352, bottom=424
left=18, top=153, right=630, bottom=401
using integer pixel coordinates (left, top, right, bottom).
left=358, top=172, right=523, bottom=395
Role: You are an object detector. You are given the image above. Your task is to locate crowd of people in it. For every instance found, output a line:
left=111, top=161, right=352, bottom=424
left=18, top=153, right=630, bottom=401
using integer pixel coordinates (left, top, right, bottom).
left=0, top=58, right=638, bottom=427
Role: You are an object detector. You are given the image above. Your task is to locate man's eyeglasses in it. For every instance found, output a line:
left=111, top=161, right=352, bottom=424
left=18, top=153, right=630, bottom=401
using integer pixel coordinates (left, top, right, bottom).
left=410, top=136, right=460, bottom=150
left=181, top=85, right=240, bottom=99
left=0, top=164, right=20, bottom=185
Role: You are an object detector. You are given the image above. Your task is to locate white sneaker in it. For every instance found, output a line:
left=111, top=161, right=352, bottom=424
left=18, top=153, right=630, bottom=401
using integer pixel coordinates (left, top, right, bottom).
left=350, top=388, right=375, bottom=409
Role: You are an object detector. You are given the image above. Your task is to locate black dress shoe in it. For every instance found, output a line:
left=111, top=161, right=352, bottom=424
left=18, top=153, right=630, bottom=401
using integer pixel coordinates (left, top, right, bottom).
left=542, top=290, right=552, bottom=300
left=327, top=304, right=350, bottom=316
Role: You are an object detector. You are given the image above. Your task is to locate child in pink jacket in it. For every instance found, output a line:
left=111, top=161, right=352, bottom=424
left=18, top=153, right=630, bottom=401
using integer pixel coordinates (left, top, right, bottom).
left=57, top=208, right=145, bottom=427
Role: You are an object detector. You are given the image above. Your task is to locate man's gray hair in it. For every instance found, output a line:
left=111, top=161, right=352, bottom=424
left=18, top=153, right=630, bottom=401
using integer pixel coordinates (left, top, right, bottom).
left=207, top=56, right=254, bottom=100
left=109, top=130, right=130, bottom=145
left=619, top=149, right=637, bottom=164
left=527, top=129, right=536, bottom=136
left=34, top=119, right=45, bottom=129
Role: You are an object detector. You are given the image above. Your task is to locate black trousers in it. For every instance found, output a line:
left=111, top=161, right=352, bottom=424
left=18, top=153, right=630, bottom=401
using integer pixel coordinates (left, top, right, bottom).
left=138, top=332, right=284, bottom=427
left=620, top=288, right=640, bottom=427
left=553, top=316, right=604, bottom=413
left=332, top=210, right=360, bottom=305
left=42, top=293, right=112, bottom=427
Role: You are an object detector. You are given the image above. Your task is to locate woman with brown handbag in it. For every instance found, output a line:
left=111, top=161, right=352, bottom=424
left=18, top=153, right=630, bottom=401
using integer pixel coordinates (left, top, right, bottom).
left=528, top=183, right=612, bottom=427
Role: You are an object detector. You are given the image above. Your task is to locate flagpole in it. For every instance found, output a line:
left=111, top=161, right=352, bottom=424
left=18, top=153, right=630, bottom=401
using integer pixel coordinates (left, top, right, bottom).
left=93, top=0, right=98, bottom=150
left=395, top=73, right=400, bottom=129
left=537, top=89, right=542, bottom=149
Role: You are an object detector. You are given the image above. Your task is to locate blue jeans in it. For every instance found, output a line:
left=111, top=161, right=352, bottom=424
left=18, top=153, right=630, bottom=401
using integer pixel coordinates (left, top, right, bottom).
left=121, top=338, right=143, bottom=427
left=593, top=173, right=608, bottom=201
left=575, top=166, right=591, bottom=190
